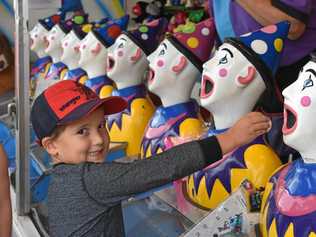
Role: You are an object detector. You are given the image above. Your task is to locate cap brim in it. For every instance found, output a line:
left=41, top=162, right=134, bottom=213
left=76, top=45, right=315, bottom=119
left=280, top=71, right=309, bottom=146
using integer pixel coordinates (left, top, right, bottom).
left=58, top=96, right=127, bottom=125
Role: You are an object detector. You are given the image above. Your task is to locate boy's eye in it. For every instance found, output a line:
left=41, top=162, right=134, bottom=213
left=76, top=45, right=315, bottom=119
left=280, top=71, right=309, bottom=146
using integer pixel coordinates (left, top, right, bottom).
left=99, top=121, right=106, bottom=129
left=302, top=75, right=314, bottom=91
left=77, top=128, right=88, bottom=135
left=219, top=55, right=228, bottom=65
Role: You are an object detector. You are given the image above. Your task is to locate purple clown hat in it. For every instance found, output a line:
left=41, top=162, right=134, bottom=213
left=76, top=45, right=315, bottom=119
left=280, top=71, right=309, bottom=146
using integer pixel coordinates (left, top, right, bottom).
left=225, top=21, right=290, bottom=87
left=92, top=15, right=130, bottom=48
left=123, top=17, right=168, bottom=55
left=166, top=18, right=216, bottom=72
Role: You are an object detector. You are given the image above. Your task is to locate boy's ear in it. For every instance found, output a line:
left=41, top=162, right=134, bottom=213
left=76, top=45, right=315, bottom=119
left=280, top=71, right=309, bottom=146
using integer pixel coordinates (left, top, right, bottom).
left=41, top=137, right=58, bottom=156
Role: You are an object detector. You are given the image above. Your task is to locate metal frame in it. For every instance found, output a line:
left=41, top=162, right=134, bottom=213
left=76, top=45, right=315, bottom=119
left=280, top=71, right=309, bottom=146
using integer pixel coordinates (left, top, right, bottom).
left=14, top=0, right=30, bottom=216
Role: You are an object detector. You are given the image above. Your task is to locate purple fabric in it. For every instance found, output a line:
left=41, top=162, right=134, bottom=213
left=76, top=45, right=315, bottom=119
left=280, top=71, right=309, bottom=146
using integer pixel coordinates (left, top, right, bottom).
left=209, top=0, right=316, bottom=66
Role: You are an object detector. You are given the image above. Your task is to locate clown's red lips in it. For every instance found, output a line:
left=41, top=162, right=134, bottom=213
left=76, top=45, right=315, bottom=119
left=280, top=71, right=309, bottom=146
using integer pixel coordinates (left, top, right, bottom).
left=107, top=56, right=115, bottom=72
left=282, top=104, right=298, bottom=135
left=200, top=75, right=214, bottom=99
left=147, top=67, right=155, bottom=84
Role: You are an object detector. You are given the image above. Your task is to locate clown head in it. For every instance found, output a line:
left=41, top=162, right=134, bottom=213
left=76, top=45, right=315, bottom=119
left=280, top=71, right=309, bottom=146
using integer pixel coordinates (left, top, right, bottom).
left=147, top=18, right=215, bottom=107
left=44, top=24, right=67, bottom=61
left=282, top=58, right=316, bottom=163
left=78, top=16, right=129, bottom=77
left=107, top=18, right=168, bottom=89
left=78, top=30, right=107, bottom=73
left=201, top=22, right=289, bottom=129
left=201, top=42, right=266, bottom=123
left=30, top=23, right=50, bottom=57
left=61, top=30, right=83, bottom=69
left=30, top=13, right=64, bottom=57
left=147, top=38, right=200, bottom=105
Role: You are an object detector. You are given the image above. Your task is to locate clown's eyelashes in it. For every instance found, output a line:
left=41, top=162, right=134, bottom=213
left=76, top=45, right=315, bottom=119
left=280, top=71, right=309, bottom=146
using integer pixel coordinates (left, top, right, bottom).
left=158, top=49, right=165, bottom=56
left=218, top=55, right=228, bottom=65
left=302, top=76, right=314, bottom=91
left=118, top=42, right=124, bottom=48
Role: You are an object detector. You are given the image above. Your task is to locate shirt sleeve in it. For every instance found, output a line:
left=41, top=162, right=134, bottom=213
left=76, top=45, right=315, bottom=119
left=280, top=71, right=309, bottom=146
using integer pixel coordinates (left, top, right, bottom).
left=82, top=135, right=222, bottom=205
left=271, top=0, right=313, bottom=24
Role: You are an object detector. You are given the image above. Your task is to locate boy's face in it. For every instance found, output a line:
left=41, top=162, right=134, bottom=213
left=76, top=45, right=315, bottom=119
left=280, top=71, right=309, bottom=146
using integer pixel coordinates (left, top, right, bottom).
left=49, top=107, right=110, bottom=164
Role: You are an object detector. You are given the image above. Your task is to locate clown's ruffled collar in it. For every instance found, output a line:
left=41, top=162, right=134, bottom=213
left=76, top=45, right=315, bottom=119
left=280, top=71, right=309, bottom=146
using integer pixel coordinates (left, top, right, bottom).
left=31, top=56, right=52, bottom=76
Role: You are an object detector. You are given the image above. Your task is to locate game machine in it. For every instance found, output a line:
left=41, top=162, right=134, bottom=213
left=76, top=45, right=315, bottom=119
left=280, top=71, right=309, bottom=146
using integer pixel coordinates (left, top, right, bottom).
left=260, top=56, right=316, bottom=237
left=29, top=13, right=63, bottom=98
left=179, top=22, right=290, bottom=236
left=78, top=15, right=129, bottom=99
left=141, top=17, right=215, bottom=159
left=105, top=18, right=167, bottom=158
left=34, top=11, right=89, bottom=98
left=128, top=17, right=214, bottom=223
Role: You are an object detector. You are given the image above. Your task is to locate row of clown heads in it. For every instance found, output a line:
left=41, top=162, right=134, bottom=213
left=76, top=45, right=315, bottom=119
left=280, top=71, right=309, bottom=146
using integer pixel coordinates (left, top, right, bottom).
left=29, top=10, right=316, bottom=237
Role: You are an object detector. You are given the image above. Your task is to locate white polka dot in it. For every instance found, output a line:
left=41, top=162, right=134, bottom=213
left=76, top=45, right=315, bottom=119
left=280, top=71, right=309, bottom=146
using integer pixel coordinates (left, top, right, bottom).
left=251, top=40, right=268, bottom=54
left=241, top=32, right=251, bottom=37
left=141, top=33, right=148, bottom=40
left=201, top=28, right=210, bottom=36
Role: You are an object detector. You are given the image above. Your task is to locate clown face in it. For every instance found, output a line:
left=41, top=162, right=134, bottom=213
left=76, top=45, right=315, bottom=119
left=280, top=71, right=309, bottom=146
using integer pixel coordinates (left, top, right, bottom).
left=201, top=43, right=265, bottom=111
left=147, top=38, right=199, bottom=97
left=45, top=25, right=66, bottom=54
left=78, top=31, right=105, bottom=67
left=282, top=61, right=316, bottom=163
left=61, top=30, right=81, bottom=64
left=30, top=23, right=49, bottom=53
left=107, top=34, right=146, bottom=83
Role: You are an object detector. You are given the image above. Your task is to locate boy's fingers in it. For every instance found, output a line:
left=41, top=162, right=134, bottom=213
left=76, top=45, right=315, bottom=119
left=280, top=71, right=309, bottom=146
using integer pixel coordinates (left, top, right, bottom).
left=255, top=129, right=268, bottom=136
left=249, top=113, right=270, bottom=124
left=251, top=122, right=270, bottom=132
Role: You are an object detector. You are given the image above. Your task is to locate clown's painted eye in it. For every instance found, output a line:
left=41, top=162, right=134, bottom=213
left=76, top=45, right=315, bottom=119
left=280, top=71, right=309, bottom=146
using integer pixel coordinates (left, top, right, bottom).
left=302, top=76, right=314, bottom=91
left=158, top=49, right=165, bottom=56
left=219, top=55, right=228, bottom=65
left=118, top=42, right=124, bottom=48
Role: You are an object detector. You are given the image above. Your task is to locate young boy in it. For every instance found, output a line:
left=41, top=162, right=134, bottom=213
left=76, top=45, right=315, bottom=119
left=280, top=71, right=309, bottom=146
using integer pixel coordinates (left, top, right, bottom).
left=31, top=80, right=271, bottom=237
left=0, top=145, right=12, bottom=237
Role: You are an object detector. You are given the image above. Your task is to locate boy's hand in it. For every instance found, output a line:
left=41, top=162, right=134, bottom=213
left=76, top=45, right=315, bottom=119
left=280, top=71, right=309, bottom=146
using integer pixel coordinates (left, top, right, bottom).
left=217, top=112, right=271, bottom=154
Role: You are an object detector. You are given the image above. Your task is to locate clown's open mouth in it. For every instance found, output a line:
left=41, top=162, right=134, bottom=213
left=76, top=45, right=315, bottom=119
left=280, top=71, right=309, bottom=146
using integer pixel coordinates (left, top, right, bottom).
left=107, top=56, right=115, bottom=71
left=147, top=67, right=155, bottom=84
left=44, top=38, right=50, bottom=49
left=282, top=104, right=297, bottom=135
left=200, top=75, right=214, bottom=98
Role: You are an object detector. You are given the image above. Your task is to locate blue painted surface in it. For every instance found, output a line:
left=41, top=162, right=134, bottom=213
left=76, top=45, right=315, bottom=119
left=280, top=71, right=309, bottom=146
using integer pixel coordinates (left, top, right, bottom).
left=123, top=196, right=191, bottom=237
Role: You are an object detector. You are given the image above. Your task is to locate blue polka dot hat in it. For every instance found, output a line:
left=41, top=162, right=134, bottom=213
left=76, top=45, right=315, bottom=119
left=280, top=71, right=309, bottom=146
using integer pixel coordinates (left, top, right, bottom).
left=123, top=17, right=168, bottom=55
left=92, top=15, right=129, bottom=48
left=225, top=21, right=290, bottom=87
left=38, top=11, right=65, bottom=31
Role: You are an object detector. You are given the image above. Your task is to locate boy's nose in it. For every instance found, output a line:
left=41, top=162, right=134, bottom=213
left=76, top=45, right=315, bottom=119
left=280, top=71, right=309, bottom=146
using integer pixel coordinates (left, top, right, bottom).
left=92, top=131, right=105, bottom=146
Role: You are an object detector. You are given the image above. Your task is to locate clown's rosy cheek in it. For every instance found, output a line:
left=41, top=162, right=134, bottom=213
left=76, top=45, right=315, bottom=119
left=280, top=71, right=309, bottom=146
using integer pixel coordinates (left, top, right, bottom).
left=117, top=50, right=124, bottom=57
left=219, top=68, right=228, bottom=78
left=157, top=59, right=164, bottom=68
left=301, top=96, right=311, bottom=107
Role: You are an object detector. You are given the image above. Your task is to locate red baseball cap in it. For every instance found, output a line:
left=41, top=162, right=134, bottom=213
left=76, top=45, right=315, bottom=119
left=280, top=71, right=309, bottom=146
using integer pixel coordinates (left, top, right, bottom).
left=31, top=80, right=127, bottom=141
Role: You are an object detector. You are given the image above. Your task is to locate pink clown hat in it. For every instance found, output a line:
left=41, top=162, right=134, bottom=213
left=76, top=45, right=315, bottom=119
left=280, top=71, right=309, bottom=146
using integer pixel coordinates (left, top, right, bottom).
left=167, top=18, right=216, bottom=72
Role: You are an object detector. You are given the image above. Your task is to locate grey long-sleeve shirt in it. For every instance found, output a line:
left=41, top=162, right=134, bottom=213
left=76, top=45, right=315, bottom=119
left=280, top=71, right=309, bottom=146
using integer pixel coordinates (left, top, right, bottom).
left=47, top=136, right=222, bottom=237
